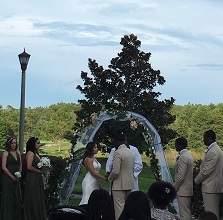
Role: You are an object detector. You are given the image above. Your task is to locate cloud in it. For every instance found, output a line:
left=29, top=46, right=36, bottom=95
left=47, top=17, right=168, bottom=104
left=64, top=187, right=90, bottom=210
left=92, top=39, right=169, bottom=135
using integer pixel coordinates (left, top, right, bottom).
left=34, top=22, right=112, bottom=33
left=186, top=63, right=223, bottom=71
left=98, top=1, right=159, bottom=15
left=126, top=24, right=223, bottom=48
left=0, top=16, right=42, bottom=38
left=33, top=21, right=121, bottom=47
left=2, top=15, right=222, bottom=51
left=32, top=20, right=193, bottom=50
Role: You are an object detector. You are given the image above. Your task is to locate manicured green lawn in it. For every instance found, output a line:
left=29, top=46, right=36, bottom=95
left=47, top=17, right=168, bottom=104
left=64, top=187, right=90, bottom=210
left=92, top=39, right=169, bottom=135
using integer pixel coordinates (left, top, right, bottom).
left=39, top=141, right=70, bottom=158
left=69, top=157, right=174, bottom=205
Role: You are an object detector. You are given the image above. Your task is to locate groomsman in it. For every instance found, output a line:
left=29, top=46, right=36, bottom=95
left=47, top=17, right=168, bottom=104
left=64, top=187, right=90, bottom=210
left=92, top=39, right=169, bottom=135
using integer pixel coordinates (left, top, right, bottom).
left=106, top=143, right=143, bottom=191
left=195, top=130, right=223, bottom=220
left=108, top=132, right=134, bottom=220
left=174, top=137, right=193, bottom=220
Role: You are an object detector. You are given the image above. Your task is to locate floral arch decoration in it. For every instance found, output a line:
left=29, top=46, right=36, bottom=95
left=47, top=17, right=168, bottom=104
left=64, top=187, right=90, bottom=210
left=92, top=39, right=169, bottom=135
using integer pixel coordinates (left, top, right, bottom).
left=60, top=111, right=177, bottom=210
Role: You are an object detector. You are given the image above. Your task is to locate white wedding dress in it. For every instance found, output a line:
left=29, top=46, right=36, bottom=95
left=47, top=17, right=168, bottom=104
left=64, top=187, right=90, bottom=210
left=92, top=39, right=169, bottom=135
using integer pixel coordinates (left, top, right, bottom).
left=79, top=158, right=101, bottom=205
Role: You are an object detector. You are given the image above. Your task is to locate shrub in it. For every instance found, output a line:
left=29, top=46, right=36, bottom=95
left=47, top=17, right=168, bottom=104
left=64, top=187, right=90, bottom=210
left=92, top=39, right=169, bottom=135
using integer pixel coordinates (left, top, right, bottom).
left=44, top=156, right=68, bottom=210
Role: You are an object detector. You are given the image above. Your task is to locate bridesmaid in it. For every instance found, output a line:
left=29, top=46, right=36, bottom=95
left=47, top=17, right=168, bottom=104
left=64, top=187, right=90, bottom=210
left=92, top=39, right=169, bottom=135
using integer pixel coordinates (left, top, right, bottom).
left=0, top=136, right=22, bottom=220
left=23, top=137, right=47, bottom=220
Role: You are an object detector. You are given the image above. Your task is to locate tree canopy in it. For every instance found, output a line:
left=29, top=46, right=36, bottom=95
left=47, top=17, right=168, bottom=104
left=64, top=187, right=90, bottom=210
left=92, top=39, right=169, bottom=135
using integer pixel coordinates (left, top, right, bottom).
left=76, top=34, right=176, bottom=148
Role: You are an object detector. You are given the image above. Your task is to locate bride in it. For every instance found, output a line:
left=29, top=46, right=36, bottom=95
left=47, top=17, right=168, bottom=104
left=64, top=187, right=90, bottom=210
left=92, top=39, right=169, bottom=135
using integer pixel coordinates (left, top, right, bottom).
left=79, top=142, right=106, bottom=205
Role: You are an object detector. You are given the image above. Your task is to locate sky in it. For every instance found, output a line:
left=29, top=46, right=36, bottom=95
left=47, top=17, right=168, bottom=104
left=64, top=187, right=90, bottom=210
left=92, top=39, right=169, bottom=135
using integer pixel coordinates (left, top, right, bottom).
left=0, top=0, right=223, bottom=107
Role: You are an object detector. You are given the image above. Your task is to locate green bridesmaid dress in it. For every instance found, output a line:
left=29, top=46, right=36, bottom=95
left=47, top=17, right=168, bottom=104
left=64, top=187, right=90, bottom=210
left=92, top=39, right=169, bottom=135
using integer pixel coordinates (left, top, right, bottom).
left=0, top=152, right=22, bottom=220
left=24, top=154, right=47, bottom=220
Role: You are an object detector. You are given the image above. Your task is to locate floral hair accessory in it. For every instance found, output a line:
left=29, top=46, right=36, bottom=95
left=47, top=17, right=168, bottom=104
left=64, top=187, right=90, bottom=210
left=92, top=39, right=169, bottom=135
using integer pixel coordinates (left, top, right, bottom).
left=7, top=137, right=15, bottom=144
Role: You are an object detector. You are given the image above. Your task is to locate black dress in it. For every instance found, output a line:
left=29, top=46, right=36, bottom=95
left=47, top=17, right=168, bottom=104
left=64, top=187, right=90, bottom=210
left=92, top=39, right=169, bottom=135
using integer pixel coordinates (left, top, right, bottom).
left=24, top=154, right=47, bottom=220
left=0, top=152, right=22, bottom=220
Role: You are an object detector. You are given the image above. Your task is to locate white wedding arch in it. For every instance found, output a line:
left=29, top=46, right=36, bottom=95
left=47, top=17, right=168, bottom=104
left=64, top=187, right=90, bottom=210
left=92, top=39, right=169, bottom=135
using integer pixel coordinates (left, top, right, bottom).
left=60, top=111, right=178, bottom=211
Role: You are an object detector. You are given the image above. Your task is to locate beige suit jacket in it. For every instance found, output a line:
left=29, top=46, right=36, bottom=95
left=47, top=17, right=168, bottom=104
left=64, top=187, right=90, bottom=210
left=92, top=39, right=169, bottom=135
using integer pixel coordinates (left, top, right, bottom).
left=195, top=142, right=223, bottom=193
left=109, top=144, right=134, bottom=191
left=174, top=149, right=193, bottom=196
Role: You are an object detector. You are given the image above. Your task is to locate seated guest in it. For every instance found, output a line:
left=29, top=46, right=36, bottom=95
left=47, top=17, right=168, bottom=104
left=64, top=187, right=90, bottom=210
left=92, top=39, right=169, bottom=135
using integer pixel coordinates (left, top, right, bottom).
left=148, top=181, right=179, bottom=220
left=198, top=211, right=217, bottom=220
left=119, top=191, right=151, bottom=220
left=48, top=205, right=87, bottom=220
left=88, top=189, right=115, bottom=220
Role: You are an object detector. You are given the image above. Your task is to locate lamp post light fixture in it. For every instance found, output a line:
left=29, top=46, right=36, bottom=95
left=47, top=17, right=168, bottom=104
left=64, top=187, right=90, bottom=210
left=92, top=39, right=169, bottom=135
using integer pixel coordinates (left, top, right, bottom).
left=18, top=49, right=30, bottom=153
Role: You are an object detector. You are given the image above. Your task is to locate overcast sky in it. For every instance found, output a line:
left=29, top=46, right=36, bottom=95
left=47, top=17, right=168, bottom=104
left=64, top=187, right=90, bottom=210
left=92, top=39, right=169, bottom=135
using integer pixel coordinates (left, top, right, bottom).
left=0, top=0, right=223, bottom=107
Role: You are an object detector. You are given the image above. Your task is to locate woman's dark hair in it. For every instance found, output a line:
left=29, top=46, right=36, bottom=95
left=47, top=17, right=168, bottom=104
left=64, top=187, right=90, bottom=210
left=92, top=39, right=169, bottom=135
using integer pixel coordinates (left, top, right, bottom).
left=5, top=136, right=18, bottom=152
left=26, top=137, right=39, bottom=154
left=147, top=181, right=176, bottom=209
left=88, top=189, right=115, bottom=220
left=119, top=191, right=151, bottom=220
left=83, top=142, right=97, bottom=162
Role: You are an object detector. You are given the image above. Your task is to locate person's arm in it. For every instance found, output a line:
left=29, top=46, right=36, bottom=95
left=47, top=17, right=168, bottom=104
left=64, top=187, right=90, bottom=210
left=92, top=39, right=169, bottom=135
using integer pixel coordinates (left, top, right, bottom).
left=132, top=146, right=143, bottom=177
left=174, top=156, right=188, bottom=191
left=109, top=151, right=121, bottom=181
left=106, top=148, right=115, bottom=173
left=26, top=151, right=42, bottom=174
left=195, top=151, right=218, bottom=184
left=84, top=158, right=106, bottom=180
left=1, top=151, right=17, bottom=182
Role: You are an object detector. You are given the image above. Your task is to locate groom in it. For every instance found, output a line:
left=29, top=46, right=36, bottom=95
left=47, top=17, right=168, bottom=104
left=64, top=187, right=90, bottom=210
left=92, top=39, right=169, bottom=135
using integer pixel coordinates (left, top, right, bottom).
left=106, top=139, right=143, bottom=191
left=108, top=132, right=134, bottom=220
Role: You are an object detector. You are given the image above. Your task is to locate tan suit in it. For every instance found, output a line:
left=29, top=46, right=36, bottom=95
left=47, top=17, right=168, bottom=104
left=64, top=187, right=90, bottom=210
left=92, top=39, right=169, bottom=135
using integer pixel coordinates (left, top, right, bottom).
left=195, top=142, right=223, bottom=220
left=174, top=149, right=193, bottom=220
left=109, top=144, right=134, bottom=220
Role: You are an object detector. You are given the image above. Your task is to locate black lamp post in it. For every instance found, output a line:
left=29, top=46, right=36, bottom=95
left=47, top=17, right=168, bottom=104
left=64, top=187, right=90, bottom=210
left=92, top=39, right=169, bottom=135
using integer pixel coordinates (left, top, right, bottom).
left=18, top=49, right=30, bottom=153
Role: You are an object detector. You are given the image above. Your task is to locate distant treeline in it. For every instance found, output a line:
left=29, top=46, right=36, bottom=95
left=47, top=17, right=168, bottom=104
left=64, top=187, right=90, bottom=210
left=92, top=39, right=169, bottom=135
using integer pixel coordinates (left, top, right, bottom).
left=1, top=103, right=223, bottom=150
left=167, top=104, right=223, bottom=149
left=0, top=103, right=79, bottom=149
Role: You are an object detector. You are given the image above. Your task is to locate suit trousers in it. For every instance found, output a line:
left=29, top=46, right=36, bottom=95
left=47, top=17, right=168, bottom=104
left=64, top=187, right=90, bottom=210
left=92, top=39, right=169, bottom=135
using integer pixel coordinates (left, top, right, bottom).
left=112, top=190, right=130, bottom=220
left=203, top=193, right=220, bottom=220
left=177, top=196, right=192, bottom=220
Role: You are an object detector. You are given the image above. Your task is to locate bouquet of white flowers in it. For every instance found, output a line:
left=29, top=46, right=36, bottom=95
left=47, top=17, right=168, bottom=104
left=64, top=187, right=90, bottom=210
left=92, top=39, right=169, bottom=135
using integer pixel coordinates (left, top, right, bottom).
left=37, top=157, right=51, bottom=169
left=38, top=157, right=51, bottom=190
left=14, top=171, right=21, bottom=179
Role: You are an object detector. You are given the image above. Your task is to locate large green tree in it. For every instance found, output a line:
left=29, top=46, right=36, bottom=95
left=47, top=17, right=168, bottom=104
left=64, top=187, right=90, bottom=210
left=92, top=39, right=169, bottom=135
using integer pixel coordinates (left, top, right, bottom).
left=76, top=34, right=176, bottom=146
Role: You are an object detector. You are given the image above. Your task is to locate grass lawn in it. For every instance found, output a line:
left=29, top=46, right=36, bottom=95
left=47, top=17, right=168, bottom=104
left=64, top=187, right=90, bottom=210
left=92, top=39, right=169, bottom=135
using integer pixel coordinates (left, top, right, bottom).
left=38, top=141, right=71, bottom=158
left=69, top=157, right=174, bottom=205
